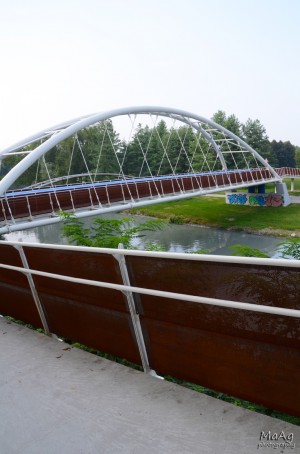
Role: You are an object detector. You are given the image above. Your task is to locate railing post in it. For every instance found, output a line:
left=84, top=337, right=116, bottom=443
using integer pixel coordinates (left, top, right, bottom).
left=25, top=196, right=33, bottom=220
left=14, top=242, right=51, bottom=336
left=114, top=245, right=160, bottom=377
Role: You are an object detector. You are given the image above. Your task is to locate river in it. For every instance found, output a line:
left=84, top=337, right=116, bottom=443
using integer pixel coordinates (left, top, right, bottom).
left=3, top=213, right=283, bottom=257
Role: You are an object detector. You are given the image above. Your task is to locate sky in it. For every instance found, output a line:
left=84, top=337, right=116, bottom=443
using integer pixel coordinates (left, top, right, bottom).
left=0, top=0, right=299, bottom=149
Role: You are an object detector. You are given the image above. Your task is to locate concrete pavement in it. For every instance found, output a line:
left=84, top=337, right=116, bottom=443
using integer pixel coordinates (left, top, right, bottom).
left=0, top=316, right=299, bottom=454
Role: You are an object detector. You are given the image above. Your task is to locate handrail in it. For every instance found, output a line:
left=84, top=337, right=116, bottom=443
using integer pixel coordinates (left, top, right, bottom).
left=0, top=261, right=299, bottom=319
left=1, top=239, right=299, bottom=415
left=1, top=239, right=300, bottom=268
left=0, top=240, right=300, bottom=318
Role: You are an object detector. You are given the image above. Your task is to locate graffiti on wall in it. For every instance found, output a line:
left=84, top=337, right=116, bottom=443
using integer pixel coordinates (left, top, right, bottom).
left=227, top=193, right=284, bottom=207
left=265, top=194, right=284, bottom=207
left=227, top=194, right=247, bottom=205
left=249, top=195, right=266, bottom=206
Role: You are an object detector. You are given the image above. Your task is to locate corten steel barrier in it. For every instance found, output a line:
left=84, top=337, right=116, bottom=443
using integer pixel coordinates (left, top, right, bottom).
left=0, top=240, right=299, bottom=417
left=0, top=169, right=274, bottom=222
left=276, top=167, right=300, bottom=178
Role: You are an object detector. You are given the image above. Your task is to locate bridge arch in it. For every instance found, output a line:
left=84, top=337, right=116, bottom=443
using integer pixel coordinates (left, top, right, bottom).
left=0, top=106, right=280, bottom=195
left=0, top=106, right=283, bottom=234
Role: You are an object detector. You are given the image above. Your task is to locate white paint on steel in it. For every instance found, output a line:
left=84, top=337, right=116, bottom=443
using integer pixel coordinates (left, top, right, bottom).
left=114, top=248, right=152, bottom=374
left=2, top=239, right=299, bottom=267
left=0, top=106, right=281, bottom=197
left=0, top=255, right=299, bottom=319
left=14, top=244, right=51, bottom=336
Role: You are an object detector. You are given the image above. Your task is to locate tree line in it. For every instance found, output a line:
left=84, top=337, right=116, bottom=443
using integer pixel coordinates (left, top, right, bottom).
left=212, top=110, right=299, bottom=168
left=1, top=111, right=299, bottom=189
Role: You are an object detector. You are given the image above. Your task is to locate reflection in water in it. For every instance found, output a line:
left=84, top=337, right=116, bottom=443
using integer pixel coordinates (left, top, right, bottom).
left=4, top=213, right=282, bottom=257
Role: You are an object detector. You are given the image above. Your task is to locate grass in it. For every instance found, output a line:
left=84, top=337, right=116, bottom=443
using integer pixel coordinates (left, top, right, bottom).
left=128, top=178, right=300, bottom=235
left=130, top=196, right=300, bottom=235
left=284, top=177, right=300, bottom=193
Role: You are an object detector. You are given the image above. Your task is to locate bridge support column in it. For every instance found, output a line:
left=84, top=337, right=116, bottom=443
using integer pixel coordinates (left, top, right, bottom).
left=248, top=184, right=266, bottom=194
left=226, top=182, right=291, bottom=207
left=275, top=182, right=291, bottom=206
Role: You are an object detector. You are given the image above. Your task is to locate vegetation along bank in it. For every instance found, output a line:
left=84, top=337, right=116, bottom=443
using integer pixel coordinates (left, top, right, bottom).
left=129, top=195, right=300, bottom=238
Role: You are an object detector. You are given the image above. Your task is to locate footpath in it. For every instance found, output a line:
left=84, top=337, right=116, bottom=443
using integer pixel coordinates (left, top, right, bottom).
left=0, top=317, right=299, bottom=454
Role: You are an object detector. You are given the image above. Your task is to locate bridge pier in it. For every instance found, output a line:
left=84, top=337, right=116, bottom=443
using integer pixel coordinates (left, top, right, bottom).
left=226, top=182, right=291, bottom=207
left=275, top=182, right=291, bottom=206
left=247, top=184, right=266, bottom=194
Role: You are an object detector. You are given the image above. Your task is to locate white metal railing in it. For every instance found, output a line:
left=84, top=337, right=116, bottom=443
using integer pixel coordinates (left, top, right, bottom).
left=2, top=239, right=300, bottom=267
left=0, top=177, right=281, bottom=236
left=1, top=240, right=300, bottom=373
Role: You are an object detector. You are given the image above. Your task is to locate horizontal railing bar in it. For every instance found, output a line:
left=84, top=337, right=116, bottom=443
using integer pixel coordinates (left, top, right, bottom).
left=0, top=262, right=299, bottom=318
left=1, top=240, right=299, bottom=268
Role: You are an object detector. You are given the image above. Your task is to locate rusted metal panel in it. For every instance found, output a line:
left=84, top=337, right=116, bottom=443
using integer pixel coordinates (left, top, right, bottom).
left=0, top=242, right=299, bottom=415
left=35, top=280, right=141, bottom=364
left=23, top=247, right=141, bottom=364
left=2, top=196, right=31, bottom=219
left=70, top=188, right=95, bottom=208
left=140, top=315, right=299, bottom=416
left=0, top=244, right=43, bottom=326
left=0, top=282, right=43, bottom=327
left=126, top=255, right=300, bottom=416
left=0, top=244, right=141, bottom=364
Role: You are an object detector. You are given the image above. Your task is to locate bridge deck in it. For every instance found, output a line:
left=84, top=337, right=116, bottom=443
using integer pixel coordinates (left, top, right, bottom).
left=0, top=169, right=276, bottom=224
left=1, top=317, right=298, bottom=454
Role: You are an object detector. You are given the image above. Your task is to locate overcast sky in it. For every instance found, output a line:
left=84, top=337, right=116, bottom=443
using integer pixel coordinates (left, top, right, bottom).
left=0, top=0, right=299, bottom=149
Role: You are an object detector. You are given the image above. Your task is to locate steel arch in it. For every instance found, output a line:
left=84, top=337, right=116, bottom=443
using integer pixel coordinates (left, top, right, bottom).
left=0, top=106, right=281, bottom=196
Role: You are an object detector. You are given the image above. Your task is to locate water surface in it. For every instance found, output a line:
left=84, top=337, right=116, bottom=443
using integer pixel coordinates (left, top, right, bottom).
left=4, top=213, right=283, bottom=257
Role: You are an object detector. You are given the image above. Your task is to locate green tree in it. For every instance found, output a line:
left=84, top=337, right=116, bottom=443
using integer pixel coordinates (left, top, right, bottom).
left=212, top=111, right=241, bottom=137
left=162, top=125, right=195, bottom=174
left=122, top=124, right=152, bottom=176
left=60, top=211, right=165, bottom=249
left=188, top=131, right=216, bottom=172
left=1, top=142, right=42, bottom=189
left=295, top=146, right=300, bottom=167
left=225, top=114, right=242, bottom=137
left=211, top=111, right=247, bottom=169
left=147, top=120, right=169, bottom=175
left=212, top=110, right=227, bottom=128
left=242, top=119, right=278, bottom=167
left=50, top=137, right=75, bottom=180
left=71, top=121, right=121, bottom=177
left=1, top=121, right=123, bottom=190
left=270, top=140, right=296, bottom=168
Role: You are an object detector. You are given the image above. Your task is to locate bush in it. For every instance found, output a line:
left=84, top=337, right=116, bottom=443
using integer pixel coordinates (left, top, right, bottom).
left=230, top=244, right=270, bottom=258
left=277, top=238, right=300, bottom=260
left=59, top=211, right=165, bottom=249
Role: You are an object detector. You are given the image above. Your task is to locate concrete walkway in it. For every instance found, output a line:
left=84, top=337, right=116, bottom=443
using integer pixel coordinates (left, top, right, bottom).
left=290, top=195, right=300, bottom=204
left=0, top=317, right=299, bottom=454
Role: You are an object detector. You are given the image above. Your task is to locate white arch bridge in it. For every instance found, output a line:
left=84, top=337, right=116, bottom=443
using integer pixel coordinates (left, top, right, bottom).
left=0, top=106, right=285, bottom=235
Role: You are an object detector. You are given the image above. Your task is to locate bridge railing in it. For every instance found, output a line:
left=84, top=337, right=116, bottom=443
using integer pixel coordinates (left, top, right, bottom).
left=0, top=240, right=299, bottom=417
left=0, top=169, right=279, bottom=230
left=275, top=167, right=300, bottom=178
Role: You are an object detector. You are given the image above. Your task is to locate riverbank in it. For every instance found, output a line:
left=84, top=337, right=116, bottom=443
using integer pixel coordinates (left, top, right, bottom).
left=129, top=196, right=300, bottom=238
